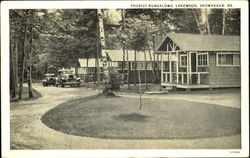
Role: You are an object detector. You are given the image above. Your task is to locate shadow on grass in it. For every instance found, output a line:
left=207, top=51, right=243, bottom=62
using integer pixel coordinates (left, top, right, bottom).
left=113, top=113, right=151, bottom=122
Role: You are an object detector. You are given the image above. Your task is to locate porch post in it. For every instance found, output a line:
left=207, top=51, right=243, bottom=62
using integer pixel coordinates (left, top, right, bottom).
left=198, top=74, right=201, bottom=84
left=176, top=52, right=179, bottom=83
left=187, top=51, right=189, bottom=85
left=169, top=52, right=172, bottom=83
left=161, top=52, right=163, bottom=83
left=189, top=51, right=192, bottom=85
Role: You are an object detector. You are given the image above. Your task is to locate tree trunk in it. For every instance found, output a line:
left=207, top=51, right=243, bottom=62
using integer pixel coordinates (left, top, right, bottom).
left=126, top=49, right=130, bottom=88
left=160, top=10, right=163, bottom=40
left=75, top=60, right=79, bottom=77
left=122, top=9, right=126, bottom=85
left=96, top=37, right=100, bottom=87
left=152, top=36, right=156, bottom=83
left=205, top=9, right=211, bottom=35
left=28, top=21, right=34, bottom=98
left=192, top=9, right=204, bottom=34
left=19, top=24, right=28, bottom=99
left=15, top=40, right=19, bottom=93
left=148, top=48, right=155, bottom=84
left=137, top=51, right=142, bottom=110
left=143, top=50, right=147, bottom=89
left=134, top=50, right=137, bottom=86
left=28, top=65, right=34, bottom=98
left=122, top=45, right=125, bottom=85
left=156, top=53, right=160, bottom=83
left=10, top=42, right=16, bottom=98
left=222, top=9, right=227, bottom=35
left=35, top=51, right=38, bottom=80
left=86, top=57, right=89, bottom=82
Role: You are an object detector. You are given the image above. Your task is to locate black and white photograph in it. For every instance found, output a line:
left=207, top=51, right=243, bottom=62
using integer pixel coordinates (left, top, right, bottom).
left=1, top=1, right=249, bottom=158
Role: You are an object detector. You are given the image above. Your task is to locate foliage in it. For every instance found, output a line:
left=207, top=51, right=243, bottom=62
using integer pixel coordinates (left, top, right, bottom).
left=109, top=67, right=122, bottom=90
left=9, top=8, right=240, bottom=98
left=125, top=15, right=157, bottom=51
left=103, top=67, right=122, bottom=93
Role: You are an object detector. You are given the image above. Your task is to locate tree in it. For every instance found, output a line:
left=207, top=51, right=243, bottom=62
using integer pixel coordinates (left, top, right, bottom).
left=10, top=9, right=53, bottom=99
left=124, top=15, right=157, bottom=109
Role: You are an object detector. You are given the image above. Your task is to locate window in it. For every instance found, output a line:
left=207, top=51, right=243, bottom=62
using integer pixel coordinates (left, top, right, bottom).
left=197, top=53, right=208, bottom=66
left=146, top=62, right=152, bottom=70
left=217, top=53, right=240, bottom=66
left=180, top=55, right=187, bottom=67
left=154, top=62, right=160, bottom=69
left=139, top=62, right=145, bottom=70
left=117, top=62, right=128, bottom=70
left=132, top=62, right=137, bottom=70
left=163, top=62, right=169, bottom=70
left=118, top=62, right=123, bottom=69
left=124, top=62, right=128, bottom=69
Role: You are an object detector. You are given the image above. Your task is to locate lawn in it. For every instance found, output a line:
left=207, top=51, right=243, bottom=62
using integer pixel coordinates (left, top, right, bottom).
left=41, top=94, right=240, bottom=139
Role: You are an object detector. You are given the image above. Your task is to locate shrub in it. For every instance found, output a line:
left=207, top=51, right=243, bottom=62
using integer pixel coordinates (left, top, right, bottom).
left=103, top=67, right=122, bottom=93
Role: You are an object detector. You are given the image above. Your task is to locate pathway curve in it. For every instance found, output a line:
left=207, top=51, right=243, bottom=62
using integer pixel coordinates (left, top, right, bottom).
left=10, top=84, right=240, bottom=149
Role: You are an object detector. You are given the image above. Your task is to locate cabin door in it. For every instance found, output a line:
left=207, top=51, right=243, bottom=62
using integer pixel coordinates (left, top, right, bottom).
left=190, top=52, right=197, bottom=84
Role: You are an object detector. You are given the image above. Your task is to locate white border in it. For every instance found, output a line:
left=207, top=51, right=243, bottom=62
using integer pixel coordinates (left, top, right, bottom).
left=1, top=1, right=249, bottom=158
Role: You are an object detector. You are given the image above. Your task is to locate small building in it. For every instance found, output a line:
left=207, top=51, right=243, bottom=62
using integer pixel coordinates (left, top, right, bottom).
left=156, top=33, right=240, bottom=89
left=105, top=49, right=166, bottom=83
left=76, top=58, right=103, bottom=81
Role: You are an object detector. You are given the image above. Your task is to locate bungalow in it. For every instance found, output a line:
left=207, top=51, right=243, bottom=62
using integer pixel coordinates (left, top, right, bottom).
left=156, top=33, right=240, bottom=89
left=105, top=49, right=168, bottom=83
left=75, top=58, right=103, bottom=81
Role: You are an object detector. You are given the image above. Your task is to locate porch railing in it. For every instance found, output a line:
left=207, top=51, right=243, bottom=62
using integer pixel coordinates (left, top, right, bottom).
left=162, top=72, right=209, bottom=85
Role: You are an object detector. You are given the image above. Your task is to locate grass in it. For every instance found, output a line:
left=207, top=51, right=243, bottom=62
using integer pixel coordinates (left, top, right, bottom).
left=41, top=95, right=240, bottom=139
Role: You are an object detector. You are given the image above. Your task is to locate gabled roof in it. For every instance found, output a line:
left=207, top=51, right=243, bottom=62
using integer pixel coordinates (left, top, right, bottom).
left=157, top=33, right=240, bottom=52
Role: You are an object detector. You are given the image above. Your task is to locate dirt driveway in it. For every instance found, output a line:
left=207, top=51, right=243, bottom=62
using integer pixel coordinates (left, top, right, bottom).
left=10, top=84, right=241, bottom=149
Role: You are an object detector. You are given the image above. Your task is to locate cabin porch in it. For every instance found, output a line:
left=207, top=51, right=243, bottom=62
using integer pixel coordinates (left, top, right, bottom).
left=158, top=46, right=210, bottom=89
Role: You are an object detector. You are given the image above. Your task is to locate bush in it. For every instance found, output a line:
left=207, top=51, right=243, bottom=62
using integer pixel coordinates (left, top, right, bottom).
left=103, top=67, right=122, bottom=93
left=110, top=67, right=122, bottom=90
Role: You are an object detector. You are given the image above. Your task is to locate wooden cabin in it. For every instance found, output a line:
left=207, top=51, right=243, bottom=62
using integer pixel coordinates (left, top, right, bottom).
left=76, top=58, right=103, bottom=81
left=105, top=49, right=164, bottom=83
left=156, top=33, right=240, bottom=89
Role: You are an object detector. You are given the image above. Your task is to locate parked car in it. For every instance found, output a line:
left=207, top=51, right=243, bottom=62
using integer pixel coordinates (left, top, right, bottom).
left=42, top=73, right=56, bottom=87
left=55, top=69, right=81, bottom=87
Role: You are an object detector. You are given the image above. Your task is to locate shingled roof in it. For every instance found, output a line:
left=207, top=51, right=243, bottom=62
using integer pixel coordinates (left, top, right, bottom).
left=78, top=50, right=170, bottom=65
left=104, top=49, right=169, bottom=61
left=157, top=33, right=240, bottom=52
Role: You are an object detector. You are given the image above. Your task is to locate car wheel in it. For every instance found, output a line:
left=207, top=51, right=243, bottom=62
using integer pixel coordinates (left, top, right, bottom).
left=61, top=83, right=64, bottom=87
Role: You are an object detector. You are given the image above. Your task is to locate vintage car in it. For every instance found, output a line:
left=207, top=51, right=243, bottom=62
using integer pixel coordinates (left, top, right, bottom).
left=55, top=69, right=81, bottom=87
left=42, top=73, right=56, bottom=87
